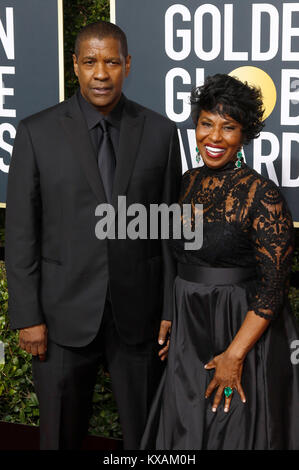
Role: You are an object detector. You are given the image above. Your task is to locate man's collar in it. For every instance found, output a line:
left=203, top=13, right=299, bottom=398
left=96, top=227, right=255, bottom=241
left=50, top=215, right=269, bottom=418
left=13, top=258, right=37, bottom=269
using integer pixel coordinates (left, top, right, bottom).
left=77, top=90, right=125, bottom=130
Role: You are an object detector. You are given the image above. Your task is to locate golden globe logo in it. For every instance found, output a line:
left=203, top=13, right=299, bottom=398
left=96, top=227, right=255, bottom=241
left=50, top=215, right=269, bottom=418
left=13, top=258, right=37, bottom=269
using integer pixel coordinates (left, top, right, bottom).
left=229, top=67, right=277, bottom=120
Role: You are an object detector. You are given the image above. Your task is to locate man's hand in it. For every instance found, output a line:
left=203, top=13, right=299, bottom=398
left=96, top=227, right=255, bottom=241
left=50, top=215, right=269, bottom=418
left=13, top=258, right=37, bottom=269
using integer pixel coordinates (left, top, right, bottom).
left=19, top=324, right=48, bottom=361
left=158, top=320, right=172, bottom=361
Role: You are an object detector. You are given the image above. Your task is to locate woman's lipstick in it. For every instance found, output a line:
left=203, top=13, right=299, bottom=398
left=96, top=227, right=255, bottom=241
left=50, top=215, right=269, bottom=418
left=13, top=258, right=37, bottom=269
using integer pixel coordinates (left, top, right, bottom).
left=205, top=144, right=226, bottom=158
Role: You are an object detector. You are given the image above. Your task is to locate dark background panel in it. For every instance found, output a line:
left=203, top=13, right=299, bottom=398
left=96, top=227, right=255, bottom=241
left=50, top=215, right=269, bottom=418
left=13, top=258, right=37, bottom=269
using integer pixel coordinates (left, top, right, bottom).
left=0, top=0, right=61, bottom=204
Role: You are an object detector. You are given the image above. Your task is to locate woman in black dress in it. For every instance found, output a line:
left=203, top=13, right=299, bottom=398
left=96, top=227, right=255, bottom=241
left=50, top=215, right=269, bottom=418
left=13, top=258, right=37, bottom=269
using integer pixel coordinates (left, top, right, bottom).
left=141, top=74, right=299, bottom=450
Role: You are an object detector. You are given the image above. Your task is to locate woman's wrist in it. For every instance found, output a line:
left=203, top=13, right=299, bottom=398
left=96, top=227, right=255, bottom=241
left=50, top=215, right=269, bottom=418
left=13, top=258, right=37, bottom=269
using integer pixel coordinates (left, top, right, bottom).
left=226, top=310, right=271, bottom=362
left=225, top=343, right=247, bottom=362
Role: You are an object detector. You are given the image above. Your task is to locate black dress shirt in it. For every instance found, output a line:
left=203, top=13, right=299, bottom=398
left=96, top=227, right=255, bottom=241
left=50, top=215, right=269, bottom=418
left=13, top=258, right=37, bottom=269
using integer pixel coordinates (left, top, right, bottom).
left=77, top=90, right=124, bottom=160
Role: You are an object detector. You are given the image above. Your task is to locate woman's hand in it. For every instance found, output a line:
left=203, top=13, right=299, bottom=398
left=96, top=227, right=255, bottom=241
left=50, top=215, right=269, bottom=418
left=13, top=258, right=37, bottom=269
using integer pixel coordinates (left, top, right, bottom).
left=204, top=350, right=246, bottom=412
left=158, top=320, right=172, bottom=361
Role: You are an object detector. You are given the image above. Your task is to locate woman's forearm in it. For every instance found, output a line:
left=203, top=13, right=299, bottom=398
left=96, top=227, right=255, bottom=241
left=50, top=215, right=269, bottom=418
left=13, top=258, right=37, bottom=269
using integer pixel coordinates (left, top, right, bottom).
left=226, top=310, right=271, bottom=361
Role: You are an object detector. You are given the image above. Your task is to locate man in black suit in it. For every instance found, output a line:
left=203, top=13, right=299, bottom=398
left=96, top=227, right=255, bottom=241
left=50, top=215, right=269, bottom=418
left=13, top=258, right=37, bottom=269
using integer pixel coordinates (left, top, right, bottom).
left=5, top=21, right=181, bottom=449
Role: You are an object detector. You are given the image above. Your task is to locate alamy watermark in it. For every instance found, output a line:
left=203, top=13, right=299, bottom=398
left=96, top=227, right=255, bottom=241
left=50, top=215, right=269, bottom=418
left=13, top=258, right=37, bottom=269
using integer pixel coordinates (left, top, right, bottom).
left=95, top=196, right=203, bottom=250
left=290, top=340, right=299, bottom=365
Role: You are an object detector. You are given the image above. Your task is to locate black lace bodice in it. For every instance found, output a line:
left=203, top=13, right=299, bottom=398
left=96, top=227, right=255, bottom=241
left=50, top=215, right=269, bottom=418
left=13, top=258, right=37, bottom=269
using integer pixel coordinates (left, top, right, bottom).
left=170, top=161, right=294, bottom=320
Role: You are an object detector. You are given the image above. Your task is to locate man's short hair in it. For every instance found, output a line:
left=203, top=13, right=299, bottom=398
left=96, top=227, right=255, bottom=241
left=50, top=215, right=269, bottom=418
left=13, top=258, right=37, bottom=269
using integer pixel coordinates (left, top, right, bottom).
left=74, top=21, right=128, bottom=58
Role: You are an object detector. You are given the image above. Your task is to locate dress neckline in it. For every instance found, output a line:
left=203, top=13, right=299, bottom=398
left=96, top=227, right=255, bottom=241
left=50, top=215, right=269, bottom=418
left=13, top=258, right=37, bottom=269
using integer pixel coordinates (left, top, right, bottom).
left=200, top=159, right=245, bottom=175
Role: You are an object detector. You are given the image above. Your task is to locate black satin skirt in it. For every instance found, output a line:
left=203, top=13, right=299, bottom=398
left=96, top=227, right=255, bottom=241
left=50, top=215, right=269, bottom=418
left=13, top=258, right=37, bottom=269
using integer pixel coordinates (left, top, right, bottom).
left=140, top=264, right=299, bottom=450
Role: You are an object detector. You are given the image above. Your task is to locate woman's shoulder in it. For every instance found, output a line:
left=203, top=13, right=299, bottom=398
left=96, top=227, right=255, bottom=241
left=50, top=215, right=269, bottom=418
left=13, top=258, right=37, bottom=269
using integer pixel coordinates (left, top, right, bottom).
left=178, top=167, right=201, bottom=200
left=182, top=166, right=201, bottom=177
left=243, top=164, right=290, bottom=213
left=181, top=166, right=201, bottom=184
left=243, top=163, right=280, bottom=193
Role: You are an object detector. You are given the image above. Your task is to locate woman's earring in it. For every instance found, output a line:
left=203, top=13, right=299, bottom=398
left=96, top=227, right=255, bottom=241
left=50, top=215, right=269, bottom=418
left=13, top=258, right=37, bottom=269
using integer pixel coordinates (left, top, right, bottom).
left=235, top=150, right=243, bottom=170
left=196, top=146, right=201, bottom=164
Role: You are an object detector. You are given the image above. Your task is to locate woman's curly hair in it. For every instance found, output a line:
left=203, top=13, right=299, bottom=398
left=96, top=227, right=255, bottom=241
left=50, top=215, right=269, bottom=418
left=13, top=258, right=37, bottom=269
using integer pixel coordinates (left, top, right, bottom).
left=190, top=74, right=265, bottom=144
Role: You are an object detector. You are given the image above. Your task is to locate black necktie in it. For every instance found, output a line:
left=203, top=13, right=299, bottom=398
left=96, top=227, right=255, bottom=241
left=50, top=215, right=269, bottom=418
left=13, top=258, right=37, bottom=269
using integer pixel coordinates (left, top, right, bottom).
left=97, top=119, right=116, bottom=203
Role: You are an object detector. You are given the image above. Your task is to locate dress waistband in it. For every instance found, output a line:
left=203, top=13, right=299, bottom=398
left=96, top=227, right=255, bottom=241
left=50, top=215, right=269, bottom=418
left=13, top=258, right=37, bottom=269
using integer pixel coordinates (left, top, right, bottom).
left=177, top=263, right=256, bottom=285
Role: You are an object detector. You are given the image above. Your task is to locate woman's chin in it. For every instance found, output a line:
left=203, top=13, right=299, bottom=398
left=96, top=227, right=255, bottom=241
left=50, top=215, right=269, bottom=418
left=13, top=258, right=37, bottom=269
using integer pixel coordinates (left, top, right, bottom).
left=203, top=156, right=228, bottom=168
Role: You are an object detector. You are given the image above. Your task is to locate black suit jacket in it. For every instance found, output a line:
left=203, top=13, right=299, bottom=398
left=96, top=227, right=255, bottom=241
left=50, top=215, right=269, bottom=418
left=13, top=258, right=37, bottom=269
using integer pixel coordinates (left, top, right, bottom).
left=5, top=93, right=181, bottom=347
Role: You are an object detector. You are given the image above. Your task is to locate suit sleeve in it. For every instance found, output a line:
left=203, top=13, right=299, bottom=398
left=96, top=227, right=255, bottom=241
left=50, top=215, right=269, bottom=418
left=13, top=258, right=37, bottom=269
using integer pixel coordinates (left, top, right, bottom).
left=5, top=120, right=44, bottom=329
left=161, top=123, right=182, bottom=321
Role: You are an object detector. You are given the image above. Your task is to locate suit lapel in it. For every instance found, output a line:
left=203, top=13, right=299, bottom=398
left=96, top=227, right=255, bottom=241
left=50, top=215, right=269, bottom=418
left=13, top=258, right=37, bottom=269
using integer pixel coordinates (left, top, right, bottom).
left=60, top=94, right=145, bottom=208
left=112, top=98, right=145, bottom=209
left=60, top=94, right=107, bottom=204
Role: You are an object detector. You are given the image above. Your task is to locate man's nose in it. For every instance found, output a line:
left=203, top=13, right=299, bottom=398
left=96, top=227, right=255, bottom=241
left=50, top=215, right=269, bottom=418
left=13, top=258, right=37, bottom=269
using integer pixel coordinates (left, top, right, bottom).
left=93, top=62, right=109, bottom=80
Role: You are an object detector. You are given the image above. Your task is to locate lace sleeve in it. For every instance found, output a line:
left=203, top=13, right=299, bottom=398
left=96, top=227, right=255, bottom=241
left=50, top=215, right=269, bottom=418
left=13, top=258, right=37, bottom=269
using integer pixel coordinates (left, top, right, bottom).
left=249, top=179, right=294, bottom=320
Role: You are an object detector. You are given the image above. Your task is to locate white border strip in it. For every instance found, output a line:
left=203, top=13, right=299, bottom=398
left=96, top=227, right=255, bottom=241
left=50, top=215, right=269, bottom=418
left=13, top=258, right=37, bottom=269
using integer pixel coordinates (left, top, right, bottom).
left=57, top=0, right=65, bottom=102
left=110, top=0, right=116, bottom=23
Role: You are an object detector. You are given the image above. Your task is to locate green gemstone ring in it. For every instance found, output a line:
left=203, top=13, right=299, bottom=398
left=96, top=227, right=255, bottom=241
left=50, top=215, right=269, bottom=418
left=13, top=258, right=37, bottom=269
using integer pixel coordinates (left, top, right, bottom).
left=224, top=386, right=233, bottom=398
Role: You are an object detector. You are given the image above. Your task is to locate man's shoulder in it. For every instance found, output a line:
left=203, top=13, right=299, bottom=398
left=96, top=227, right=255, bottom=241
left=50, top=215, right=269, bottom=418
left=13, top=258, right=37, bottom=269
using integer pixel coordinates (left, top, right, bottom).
left=21, top=96, right=73, bottom=129
left=124, top=97, right=176, bottom=129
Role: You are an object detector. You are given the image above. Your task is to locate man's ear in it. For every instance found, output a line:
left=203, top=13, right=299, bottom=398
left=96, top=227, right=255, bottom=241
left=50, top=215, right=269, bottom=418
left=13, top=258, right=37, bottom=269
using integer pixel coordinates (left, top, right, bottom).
left=73, top=53, right=79, bottom=78
left=125, top=55, right=132, bottom=77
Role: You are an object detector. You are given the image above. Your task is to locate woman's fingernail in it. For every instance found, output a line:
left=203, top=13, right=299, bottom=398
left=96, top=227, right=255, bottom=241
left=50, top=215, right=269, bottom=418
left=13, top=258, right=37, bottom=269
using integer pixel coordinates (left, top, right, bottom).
left=224, top=407, right=229, bottom=413
left=212, top=407, right=216, bottom=412
left=242, top=399, right=246, bottom=403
